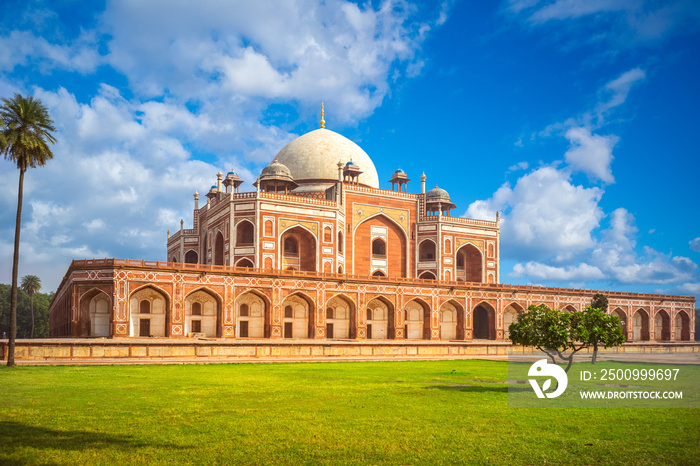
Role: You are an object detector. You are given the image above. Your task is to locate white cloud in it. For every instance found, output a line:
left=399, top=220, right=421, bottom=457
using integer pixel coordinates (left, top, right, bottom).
left=466, top=166, right=604, bottom=260
left=507, top=0, right=700, bottom=43
left=507, top=161, right=529, bottom=172
left=564, top=127, right=617, bottom=183
left=689, top=237, right=700, bottom=253
left=512, top=261, right=604, bottom=281
left=100, top=0, right=436, bottom=123
left=0, top=30, right=100, bottom=73
left=0, top=85, right=263, bottom=290
left=597, top=68, right=646, bottom=117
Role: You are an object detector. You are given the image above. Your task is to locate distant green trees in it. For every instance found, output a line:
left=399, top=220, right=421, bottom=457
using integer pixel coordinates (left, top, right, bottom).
left=0, top=283, right=52, bottom=339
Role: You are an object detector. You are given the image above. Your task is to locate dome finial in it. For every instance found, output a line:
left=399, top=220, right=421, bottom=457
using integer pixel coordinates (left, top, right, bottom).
left=320, top=102, right=326, bottom=129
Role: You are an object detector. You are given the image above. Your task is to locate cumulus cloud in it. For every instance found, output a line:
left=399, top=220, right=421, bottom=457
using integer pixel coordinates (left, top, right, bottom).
left=689, top=237, right=700, bottom=253
left=0, top=85, right=257, bottom=289
left=564, top=127, right=617, bottom=183
left=466, top=166, right=604, bottom=261
left=506, top=206, right=700, bottom=286
left=100, top=0, right=436, bottom=122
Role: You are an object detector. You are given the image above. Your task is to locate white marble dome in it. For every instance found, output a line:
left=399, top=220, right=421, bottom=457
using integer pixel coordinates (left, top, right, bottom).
left=274, top=128, right=379, bottom=189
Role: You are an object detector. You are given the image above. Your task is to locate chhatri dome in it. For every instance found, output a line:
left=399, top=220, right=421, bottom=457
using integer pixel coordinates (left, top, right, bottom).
left=273, top=104, right=379, bottom=191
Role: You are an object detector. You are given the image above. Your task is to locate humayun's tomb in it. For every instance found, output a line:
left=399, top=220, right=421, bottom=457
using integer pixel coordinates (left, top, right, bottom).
left=41, top=108, right=695, bottom=361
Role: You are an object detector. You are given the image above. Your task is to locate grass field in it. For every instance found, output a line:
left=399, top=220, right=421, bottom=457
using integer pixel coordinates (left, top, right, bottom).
left=1, top=360, right=698, bottom=465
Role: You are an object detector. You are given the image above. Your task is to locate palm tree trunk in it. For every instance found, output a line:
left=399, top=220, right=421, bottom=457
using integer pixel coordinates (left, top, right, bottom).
left=31, top=295, right=35, bottom=339
left=8, top=168, right=25, bottom=367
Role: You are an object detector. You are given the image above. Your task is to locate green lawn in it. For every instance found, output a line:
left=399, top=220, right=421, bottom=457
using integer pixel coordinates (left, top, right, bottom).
left=1, top=360, right=698, bottom=465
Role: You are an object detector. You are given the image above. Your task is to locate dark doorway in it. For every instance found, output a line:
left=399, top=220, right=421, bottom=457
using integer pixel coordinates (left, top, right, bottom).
left=284, top=322, right=293, bottom=339
left=239, top=321, right=249, bottom=338
left=473, top=305, right=494, bottom=339
left=326, top=323, right=334, bottom=339
left=367, top=324, right=373, bottom=339
left=139, top=319, right=150, bottom=337
left=192, top=320, right=201, bottom=333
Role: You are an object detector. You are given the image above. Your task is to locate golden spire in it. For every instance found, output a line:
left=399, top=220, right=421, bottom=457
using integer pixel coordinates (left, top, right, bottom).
left=320, top=102, right=326, bottom=129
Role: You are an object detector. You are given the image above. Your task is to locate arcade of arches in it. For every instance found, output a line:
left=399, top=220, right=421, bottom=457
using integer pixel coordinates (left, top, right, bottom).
left=70, top=282, right=696, bottom=343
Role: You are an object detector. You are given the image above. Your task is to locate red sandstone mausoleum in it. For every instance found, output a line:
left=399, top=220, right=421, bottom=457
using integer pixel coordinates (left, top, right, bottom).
left=48, top=109, right=696, bottom=344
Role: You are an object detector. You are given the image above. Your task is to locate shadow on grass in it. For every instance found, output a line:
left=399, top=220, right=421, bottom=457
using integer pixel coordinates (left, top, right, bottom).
left=426, top=383, right=512, bottom=393
left=0, top=421, right=184, bottom=457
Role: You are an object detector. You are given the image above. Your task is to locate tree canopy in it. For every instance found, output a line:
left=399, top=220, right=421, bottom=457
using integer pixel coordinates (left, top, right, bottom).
left=508, top=304, right=625, bottom=372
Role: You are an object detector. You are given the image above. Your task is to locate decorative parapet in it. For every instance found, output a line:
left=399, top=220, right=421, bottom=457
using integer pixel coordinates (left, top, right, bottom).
left=419, top=215, right=498, bottom=229
left=57, top=258, right=696, bottom=305
left=345, top=184, right=419, bottom=200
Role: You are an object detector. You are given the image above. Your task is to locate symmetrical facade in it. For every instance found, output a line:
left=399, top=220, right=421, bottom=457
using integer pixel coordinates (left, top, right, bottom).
left=49, top=118, right=695, bottom=343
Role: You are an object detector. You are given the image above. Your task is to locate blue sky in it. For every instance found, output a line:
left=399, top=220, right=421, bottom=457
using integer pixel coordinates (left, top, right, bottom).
left=1, top=0, right=699, bottom=301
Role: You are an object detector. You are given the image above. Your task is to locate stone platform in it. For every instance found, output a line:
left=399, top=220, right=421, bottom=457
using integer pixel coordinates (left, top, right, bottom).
left=2, top=339, right=699, bottom=365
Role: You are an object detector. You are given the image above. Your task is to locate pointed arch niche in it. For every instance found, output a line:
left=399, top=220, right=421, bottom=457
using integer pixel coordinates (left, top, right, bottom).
left=281, top=226, right=317, bottom=271
left=456, top=244, right=482, bottom=283
left=366, top=297, right=394, bottom=340
left=79, top=289, right=111, bottom=337
left=236, top=291, right=269, bottom=338
left=326, top=294, right=356, bottom=339
left=404, top=299, right=430, bottom=340
left=473, top=302, right=495, bottom=340
left=281, top=293, right=315, bottom=339
left=185, top=289, right=220, bottom=337
left=354, top=214, right=407, bottom=278
left=129, top=286, right=169, bottom=337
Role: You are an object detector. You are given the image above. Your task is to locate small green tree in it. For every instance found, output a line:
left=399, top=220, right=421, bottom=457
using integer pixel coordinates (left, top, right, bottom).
left=508, top=304, right=571, bottom=367
left=591, top=293, right=609, bottom=312
left=509, top=304, right=625, bottom=372
left=574, top=306, right=625, bottom=364
left=20, top=275, right=41, bottom=338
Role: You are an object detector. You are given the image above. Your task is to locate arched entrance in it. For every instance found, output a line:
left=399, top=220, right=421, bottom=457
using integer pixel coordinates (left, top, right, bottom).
left=281, top=226, right=317, bottom=271
left=473, top=302, right=495, bottom=340
left=419, top=239, right=436, bottom=261
left=281, top=293, right=314, bottom=339
left=129, top=286, right=169, bottom=337
left=185, top=289, right=220, bottom=337
left=214, top=231, right=224, bottom=265
left=79, top=289, right=111, bottom=337
left=456, top=244, right=482, bottom=283
left=184, top=250, right=198, bottom=264
left=611, top=308, right=627, bottom=339
left=236, top=292, right=269, bottom=338
left=354, top=214, right=407, bottom=278
left=439, top=301, right=463, bottom=340
left=366, top=297, right=393, bottom=340
left=405, top=299, right=430, bottom=340
left=236, top=220, right=254, bottom=246
left=503, top=303, right=523, bottom=341
left=326, top=294, right=355, bottom=339
left=632, top=309, right=650, bottom=341
left=675, top=311, right=690, bottom=341
left=654, top=310, right=670, bottom=341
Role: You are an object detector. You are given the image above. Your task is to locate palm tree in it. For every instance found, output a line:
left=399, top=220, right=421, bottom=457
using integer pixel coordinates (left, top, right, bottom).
left=1, top=94, right=56, bottom=366
left=20, top=275, right=42, bottom=339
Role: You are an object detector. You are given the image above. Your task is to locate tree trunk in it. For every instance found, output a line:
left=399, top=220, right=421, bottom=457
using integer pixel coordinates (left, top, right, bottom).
left=31, top=295, right=35, bottom=339
left=8, top=169, right=25, bottom=367
left=592, top=342, right=598, bottom=365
